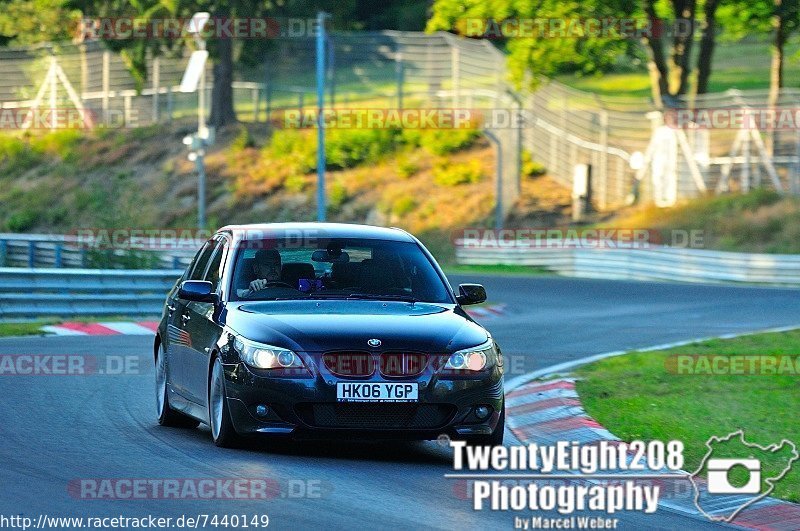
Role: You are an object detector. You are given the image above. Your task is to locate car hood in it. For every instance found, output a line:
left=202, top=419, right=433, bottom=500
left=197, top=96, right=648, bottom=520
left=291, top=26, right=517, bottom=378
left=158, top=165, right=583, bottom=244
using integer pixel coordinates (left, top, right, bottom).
left=224, top=299, right=489, bottom=353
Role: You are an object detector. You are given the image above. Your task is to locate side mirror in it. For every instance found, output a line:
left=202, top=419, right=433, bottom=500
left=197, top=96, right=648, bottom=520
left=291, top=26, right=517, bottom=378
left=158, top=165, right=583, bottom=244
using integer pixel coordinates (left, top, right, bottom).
left=178, top=280, right=218, bottom=303
left=456, top=283, right=487, bottom=306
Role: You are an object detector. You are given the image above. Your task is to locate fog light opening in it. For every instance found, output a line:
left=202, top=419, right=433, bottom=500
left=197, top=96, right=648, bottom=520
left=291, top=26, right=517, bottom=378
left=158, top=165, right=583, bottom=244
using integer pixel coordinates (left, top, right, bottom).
left=255, top=404, right=270, bottom=417
left=474, top=405, right=491, bottom=420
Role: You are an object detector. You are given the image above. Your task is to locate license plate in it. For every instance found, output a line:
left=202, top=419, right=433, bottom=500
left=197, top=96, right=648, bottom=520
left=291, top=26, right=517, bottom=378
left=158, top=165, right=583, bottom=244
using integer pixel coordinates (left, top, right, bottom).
left=336, top=382, right=419, bottom=402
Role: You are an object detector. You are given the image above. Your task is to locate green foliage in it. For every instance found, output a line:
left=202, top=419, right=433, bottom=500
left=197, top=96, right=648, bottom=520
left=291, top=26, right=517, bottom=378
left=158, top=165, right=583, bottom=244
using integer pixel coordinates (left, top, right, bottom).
left=29, top=130, right=82, bottom=162
left=427, top=0, right=640, bottom=86
left=284, top=173, right=308, bottom=193
left=0, top=0, right=81, bottom=44
left=0, top=135, right=43, bottom=173
left=521, top=150, right=546, bottom=177
left=391, top=195, right=418, bottom=217
left=84, top=249, right=162, bottom=269
left=328, top=181, right=349, bottom=210
left=326, top=128, right=402, bottom=169
left=231, top=126, right=255, bottom=151
left=264, top=129, right=316, bottom=174
left=395, top=154, right=420, bottom=178
left=6, top=209, right=38, bottom=232
left=432, top=158, right=484, bottom=186
left=400, top=127, right=480, bottom=155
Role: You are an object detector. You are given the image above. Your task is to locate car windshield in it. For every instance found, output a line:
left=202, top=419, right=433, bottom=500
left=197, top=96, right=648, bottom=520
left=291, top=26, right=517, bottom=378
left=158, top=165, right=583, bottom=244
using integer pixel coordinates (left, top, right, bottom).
left=229, top=237, right=452, bottom=303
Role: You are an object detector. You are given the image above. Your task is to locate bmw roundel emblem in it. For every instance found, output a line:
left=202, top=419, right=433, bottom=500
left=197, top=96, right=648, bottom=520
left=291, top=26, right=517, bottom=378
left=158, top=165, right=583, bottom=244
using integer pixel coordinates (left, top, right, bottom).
left=368, top=338, right=382, bottom=348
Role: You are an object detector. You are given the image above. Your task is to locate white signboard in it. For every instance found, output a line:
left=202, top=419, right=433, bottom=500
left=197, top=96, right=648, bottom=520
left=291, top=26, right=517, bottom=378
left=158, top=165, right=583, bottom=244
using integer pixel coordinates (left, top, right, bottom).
left=179, top=50, right=209, bottom=93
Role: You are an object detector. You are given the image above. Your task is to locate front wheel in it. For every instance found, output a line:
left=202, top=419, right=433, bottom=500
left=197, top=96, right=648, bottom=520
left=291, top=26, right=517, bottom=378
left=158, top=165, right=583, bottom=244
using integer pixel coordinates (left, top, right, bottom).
left=155, top=343, right=199, bottom=428
left=208, top=357, right=242, bottom=448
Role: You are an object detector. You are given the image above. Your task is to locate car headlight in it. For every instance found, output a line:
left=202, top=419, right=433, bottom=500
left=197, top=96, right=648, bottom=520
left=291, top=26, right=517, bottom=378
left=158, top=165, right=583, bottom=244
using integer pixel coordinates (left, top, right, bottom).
left=234, top=337, right=304, bottom=370
left=445, top=339, right=494, bottom=371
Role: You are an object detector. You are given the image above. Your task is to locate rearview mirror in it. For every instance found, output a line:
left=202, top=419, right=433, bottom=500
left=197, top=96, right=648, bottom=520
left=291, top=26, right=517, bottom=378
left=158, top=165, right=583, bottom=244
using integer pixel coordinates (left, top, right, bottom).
left=456, top=284, right=487, bottom=306
left=178, top=280, right=218, bottom=303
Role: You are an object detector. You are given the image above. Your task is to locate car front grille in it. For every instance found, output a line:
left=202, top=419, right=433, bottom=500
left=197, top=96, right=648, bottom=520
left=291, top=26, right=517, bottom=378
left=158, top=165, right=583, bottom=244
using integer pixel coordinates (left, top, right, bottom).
left=322, top=352, right=375, bottom=377
left=295, top=403, right=456, bottom=430
left=380, top=352, right=429, bottom=377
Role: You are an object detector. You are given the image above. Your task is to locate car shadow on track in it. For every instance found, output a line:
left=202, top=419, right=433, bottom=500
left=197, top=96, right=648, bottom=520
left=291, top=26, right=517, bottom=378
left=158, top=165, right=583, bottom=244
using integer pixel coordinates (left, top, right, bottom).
left=158, top=423, right=454, bottom=465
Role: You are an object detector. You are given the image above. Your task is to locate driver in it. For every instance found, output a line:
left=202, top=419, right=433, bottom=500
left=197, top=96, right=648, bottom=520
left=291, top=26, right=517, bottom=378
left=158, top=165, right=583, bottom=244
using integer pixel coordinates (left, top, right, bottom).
left=247, top=249, right=283, bottom=292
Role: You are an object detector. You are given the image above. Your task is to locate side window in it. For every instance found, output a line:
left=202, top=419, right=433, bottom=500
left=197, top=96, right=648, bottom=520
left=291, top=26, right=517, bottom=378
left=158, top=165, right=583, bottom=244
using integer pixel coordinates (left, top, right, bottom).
left=188, top=240, right=216, bottom=280
left=204, top=239, right=226, bottom=291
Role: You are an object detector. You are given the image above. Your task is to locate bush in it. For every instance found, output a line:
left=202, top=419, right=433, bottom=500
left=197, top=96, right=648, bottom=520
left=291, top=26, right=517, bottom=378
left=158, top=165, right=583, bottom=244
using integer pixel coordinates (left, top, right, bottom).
left=6, top=209, right=37, bottom=232
left=392, top=195, right=418, bottom=217
left=522, top=150, right=546, bottom=177
left=433, top=159, right=484, bottom=186
left=329, top=182, right=348, bottom=210
left=264, top=129, right=316, bottom=175
left=326, top=128, right=401, bottom=169
left=0, top=135, right=43, bottom=173
left=231, top=126, right=255, bottom=151
left=284, top=173, right=308, bottom=193
left=30, top=130, right=82, bottom=161
left=395, top=155, right=420, bottom=178
left=418, top=128, right=480, bottom=156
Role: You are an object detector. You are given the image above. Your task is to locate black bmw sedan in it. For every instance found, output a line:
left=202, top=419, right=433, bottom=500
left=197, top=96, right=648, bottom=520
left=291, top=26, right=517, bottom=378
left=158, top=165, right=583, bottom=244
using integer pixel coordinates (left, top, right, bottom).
left=155, top=223, right=504, bottom=447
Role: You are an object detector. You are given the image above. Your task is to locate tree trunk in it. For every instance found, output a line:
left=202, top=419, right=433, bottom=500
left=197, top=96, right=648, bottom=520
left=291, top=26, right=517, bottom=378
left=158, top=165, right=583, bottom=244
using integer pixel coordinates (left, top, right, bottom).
left=696, top=0, right=719, bottom=95
left=767, top=0, right=787, bottom=156
left=671, top=0, right=697, bottom=96
left=770, top=0, right=787, bottom=109
left=210, top=34, right=237, bottom=128
left=644, top=0, right=672, bottom=103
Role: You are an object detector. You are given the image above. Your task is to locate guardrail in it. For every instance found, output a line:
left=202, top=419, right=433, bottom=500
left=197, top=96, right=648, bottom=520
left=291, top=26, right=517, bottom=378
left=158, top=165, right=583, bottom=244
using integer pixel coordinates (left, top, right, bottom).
left=0, top=233, right=197, bottom=269
left=456, top=243, right=800, bottom=287
left=0, top=268, right=183, bottom=319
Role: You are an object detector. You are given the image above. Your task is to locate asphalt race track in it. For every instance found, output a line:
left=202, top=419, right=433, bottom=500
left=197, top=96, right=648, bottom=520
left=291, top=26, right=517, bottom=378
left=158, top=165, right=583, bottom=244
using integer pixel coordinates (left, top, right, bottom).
left=2, top=276, right=798, bottom=530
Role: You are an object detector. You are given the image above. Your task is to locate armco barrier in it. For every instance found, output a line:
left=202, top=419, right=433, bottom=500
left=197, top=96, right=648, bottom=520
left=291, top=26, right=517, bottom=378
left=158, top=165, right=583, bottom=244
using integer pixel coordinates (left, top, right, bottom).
left=0, top=268, right=183, bottom=319
left=0, top=233, right=196, bottom=269
left=455, top=243, right=800, bottom=286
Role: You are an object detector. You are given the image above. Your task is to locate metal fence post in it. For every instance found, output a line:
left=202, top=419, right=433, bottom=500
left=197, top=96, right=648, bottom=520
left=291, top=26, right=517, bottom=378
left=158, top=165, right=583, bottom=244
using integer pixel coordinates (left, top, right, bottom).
left=451, top=45, right=460, bottom=108
left=252, top=86, right=260, bottom=122
left=167, top=86, right=173, bottom=123
left=152, top=57, right=160, bottom=123
left=599, top=110, right=609, bottom=209
left=0, top=240, right=6, bottom=267
left=54, top=243, right=63, bottom=268
left=484, top=130, right=504, bottom=230
left=28, top=241, right=35, bottom=267
left=102, top=51, right=110, bottom=122
left=395, top=51, right=404, bottom=111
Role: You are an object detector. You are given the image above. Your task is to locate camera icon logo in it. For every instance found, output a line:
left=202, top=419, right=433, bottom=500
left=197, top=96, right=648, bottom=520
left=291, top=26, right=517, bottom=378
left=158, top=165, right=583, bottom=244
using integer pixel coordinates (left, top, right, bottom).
left=706, top=458, right=761, bottom=495
left=690, top=430, right=798, bottom=523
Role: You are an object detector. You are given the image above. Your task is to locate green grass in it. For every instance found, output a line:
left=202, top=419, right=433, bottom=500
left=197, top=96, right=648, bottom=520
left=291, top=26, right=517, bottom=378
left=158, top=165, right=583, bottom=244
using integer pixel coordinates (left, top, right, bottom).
left=576, top=330, right=800, bottom=502
left=0, top=316, right=155, bottom=338
left=557, top=39, right=800, bottom=96
left=0, top=321, right=51, bottom=337
left=608, top=188, right=800, bottom=254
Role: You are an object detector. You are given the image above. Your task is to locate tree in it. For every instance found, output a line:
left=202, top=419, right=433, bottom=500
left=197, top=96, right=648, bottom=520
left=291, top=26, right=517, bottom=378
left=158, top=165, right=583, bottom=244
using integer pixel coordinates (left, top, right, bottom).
left=426, top=0, right=641, bottom=87
left=427, top=0, right=726, bottom=104
left=0, top=0, right=82, bottom=45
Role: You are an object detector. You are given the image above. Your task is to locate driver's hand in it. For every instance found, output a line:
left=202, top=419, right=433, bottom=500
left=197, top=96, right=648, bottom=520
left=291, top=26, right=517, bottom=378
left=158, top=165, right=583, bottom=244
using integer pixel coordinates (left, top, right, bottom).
left=249, top=278, right=269, bottom=291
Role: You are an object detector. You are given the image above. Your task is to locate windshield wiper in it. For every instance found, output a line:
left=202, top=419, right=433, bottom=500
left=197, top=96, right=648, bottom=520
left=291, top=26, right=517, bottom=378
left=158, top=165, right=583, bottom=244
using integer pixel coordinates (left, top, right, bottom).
left=346, top=293, right=420, bottom=303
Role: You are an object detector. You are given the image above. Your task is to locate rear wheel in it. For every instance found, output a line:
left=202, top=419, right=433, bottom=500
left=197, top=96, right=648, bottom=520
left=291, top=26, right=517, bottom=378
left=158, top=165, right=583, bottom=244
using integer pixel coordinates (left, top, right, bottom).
left=155, top=343, right=199, bottom=428
left=209, top=357, right=242, bottom=448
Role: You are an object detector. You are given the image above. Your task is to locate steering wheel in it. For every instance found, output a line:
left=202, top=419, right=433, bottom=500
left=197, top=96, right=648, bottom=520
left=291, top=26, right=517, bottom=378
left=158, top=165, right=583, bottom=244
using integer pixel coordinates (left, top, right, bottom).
left=253, top=281, right=294, bottom=290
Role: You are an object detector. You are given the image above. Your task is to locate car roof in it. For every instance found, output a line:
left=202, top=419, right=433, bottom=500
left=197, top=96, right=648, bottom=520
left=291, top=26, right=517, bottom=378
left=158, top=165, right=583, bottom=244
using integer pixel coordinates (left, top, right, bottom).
left=216, top=222, right=416, bottom=243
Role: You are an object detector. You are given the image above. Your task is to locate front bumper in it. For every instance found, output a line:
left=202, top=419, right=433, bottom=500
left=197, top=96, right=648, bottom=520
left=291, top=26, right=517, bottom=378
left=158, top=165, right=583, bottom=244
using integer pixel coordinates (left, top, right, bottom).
left=220, top=359, right=504, bottom=440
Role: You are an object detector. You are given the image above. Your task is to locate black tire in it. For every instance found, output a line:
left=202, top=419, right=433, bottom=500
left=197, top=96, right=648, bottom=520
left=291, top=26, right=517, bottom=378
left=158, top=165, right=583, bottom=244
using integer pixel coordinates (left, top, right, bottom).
left=208, top=356, right=242, bottom=448
left=155, top=343, right=200, bottom=428
left=467, top=407, right=505, bottom=447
